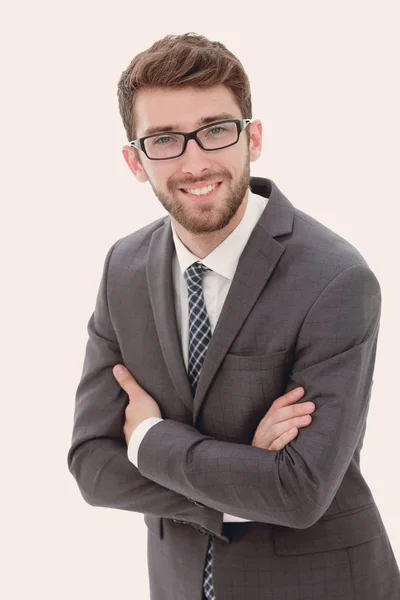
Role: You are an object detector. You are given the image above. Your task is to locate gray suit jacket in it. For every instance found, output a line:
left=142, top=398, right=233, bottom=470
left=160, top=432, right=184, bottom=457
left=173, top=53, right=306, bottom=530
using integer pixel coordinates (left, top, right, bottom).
left=67, top=177, right=400, bottom=599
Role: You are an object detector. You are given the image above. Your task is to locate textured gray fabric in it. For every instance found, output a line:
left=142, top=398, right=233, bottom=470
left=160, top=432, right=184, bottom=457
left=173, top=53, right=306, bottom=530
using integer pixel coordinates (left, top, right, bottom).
left=68, top=177, right=400, bottom=599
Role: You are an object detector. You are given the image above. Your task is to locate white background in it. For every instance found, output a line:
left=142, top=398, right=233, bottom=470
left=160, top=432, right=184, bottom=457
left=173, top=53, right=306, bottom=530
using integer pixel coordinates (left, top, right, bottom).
left=1, top=1, right=399, bottom=598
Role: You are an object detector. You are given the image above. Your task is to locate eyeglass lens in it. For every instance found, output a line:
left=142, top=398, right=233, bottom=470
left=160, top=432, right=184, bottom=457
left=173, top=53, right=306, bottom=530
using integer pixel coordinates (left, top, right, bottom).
left=143, top=121, right=239, bottom=159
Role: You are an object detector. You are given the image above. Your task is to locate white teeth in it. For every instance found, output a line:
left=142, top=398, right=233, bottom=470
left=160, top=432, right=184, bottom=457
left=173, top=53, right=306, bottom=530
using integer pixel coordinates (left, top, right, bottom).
left=183, top=183, right=219, bottom=196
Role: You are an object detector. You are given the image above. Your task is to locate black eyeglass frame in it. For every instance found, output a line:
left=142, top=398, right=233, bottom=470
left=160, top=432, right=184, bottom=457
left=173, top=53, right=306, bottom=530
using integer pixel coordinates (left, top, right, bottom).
left=128, top=119, right=252, bottom=160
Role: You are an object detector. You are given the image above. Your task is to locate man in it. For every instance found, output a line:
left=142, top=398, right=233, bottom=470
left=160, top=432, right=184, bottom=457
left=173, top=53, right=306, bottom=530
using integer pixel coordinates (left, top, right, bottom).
left=67, top=33, right=400, bottom=599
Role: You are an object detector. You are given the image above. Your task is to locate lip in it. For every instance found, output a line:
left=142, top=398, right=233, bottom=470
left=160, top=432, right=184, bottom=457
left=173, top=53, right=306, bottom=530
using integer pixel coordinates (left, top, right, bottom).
left=179, top=181, right=223, bottom=202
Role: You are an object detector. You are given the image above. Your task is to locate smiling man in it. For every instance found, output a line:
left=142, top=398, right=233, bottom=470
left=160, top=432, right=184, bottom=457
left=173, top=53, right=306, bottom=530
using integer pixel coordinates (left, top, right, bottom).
left=123, top=85, right=257, bottom=256
left=67, top=33, right=400, bottom=600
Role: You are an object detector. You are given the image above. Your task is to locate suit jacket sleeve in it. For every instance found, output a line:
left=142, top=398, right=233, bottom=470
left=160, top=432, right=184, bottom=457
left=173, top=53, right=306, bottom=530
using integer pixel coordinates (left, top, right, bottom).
left=137, top=263, right=381, bottom=529
left=67, top=242, right=225, bottom=538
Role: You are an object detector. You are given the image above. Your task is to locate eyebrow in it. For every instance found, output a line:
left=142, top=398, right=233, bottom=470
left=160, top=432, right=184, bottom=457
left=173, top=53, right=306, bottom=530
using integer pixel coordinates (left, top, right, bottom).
left=141, top=112, right=238, bottom=137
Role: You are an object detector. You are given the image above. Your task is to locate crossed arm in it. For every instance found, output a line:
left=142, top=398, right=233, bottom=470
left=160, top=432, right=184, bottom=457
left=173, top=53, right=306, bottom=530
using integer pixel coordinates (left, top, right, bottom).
left=67, top=242, right=381, bottom=533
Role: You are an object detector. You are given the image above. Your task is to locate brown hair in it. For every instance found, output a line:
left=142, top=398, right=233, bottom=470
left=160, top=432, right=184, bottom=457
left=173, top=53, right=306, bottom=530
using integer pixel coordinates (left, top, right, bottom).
left=117, top=32, right=252, bottom=161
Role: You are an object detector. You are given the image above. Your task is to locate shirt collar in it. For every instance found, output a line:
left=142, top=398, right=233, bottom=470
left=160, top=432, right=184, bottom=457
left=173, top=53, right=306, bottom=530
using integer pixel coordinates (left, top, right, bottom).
left=171, top=188, right=268, bottom=281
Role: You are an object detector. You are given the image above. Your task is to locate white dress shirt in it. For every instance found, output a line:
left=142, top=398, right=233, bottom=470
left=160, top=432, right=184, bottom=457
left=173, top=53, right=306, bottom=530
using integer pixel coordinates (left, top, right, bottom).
left=128, top=187, right=269, bottom=522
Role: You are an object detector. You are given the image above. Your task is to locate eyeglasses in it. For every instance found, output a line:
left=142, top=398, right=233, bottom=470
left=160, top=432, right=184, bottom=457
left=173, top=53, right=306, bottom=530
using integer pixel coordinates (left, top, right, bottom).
left=128, top=119, right=252, bottom=160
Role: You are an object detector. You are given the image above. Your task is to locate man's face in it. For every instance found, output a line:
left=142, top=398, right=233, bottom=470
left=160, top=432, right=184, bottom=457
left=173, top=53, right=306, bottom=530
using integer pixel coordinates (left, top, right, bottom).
left=122, top=85, right=262, bottom=235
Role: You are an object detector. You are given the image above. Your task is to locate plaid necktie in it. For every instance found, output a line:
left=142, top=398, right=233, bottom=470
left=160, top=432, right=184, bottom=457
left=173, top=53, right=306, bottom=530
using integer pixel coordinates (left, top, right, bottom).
left=183, top=262, right=215, bottom=600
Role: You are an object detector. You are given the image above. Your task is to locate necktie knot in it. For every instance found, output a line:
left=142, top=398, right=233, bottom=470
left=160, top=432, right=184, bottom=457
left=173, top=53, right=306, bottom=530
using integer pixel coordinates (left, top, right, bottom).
left=184, top=262, right=211, bottom=289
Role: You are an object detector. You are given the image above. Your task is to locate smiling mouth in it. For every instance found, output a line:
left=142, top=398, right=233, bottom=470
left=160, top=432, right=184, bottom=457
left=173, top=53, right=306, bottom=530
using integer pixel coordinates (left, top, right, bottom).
left=179, top=181, right=223, bottom=198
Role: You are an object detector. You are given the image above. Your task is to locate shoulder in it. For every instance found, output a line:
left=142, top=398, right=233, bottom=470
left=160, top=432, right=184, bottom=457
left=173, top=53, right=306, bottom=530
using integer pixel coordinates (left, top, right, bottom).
left=288, top=206, right=377, bottom=282
left=105, top=215, right=167, bottom=270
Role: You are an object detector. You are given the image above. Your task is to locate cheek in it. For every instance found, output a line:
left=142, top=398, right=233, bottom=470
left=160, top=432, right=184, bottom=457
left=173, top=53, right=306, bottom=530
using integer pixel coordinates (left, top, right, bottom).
left=143, top=166, right=167, bottom=191
left=161, top=169, right=180, bottom=191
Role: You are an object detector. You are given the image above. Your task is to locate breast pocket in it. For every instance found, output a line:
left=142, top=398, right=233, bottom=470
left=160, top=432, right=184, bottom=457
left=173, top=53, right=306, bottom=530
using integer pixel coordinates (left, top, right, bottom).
left=203, top=350, right=292, bottom=443
left=222, top=348, right=290, bottom=371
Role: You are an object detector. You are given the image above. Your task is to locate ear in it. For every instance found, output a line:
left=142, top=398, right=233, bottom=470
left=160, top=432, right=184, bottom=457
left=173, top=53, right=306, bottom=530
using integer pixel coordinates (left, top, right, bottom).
left=122, top=146, right=148, bottom=182
left=248, top=120, right=262, bottom=162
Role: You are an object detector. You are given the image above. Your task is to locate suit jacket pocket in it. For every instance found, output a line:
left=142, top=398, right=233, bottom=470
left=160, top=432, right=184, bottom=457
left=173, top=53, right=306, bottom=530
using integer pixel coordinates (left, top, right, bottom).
left=272, top=503, right=385, bottom=556
left=144, top=514, right=163, bottom=539
left=222, top=349, right=289, bottom=371
left=204, top=349, right=292, bottom=444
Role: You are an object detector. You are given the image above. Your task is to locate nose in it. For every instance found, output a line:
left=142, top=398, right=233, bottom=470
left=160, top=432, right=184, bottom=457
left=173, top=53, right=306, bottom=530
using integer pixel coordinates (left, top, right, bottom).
left=179, top=138, right=212, bottom=175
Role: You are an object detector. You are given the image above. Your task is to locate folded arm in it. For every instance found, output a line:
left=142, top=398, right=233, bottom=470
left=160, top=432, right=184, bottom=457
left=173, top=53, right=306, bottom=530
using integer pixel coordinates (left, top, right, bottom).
left=137, top=263, right=381, bottom=529
left=67, top=242, right=224, bottom=538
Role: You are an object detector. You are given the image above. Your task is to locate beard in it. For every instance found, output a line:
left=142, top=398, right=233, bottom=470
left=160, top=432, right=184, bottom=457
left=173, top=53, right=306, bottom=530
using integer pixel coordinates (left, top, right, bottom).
left=143, top=151, right=251, bottom=235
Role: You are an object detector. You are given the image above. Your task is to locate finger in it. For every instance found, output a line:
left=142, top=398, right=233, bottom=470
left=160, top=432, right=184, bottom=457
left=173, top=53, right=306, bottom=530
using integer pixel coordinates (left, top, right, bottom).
left=267, top=427, right=299, bottom=451
left=112, top=364, right=139, bottom=396
left=273, top=387, right=305, bottom=408
left=257, top=387, right=307, bottom=428
left=273, top=401, right=316, bottom=426
left=265, top=413, right=312, bottom=444
left=259, top=398, right=314, bottom=432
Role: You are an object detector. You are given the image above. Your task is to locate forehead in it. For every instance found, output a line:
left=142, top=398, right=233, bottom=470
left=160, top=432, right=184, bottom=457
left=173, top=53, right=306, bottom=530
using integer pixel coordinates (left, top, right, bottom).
left=134, top=85, right=242, bottom=137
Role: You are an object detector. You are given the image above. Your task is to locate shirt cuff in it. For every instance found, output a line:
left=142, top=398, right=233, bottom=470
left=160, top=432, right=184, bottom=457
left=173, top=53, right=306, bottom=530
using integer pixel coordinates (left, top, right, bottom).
left=127, top=417, right=164, bottom=467
left=223, top=513, right=252, bottom=522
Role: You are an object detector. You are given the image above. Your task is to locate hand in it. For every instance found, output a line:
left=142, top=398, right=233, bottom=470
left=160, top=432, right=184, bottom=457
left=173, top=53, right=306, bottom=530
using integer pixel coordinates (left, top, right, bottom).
left=112, top=365, right=162, bottom=446
left=251, top=387, right=315, bottom=451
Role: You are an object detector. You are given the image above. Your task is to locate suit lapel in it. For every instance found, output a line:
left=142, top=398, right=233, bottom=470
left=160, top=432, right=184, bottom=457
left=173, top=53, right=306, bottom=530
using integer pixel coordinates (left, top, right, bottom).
left=147, top=218, right=194, bottom=414
left=146, top=177, right=294, bottom=422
